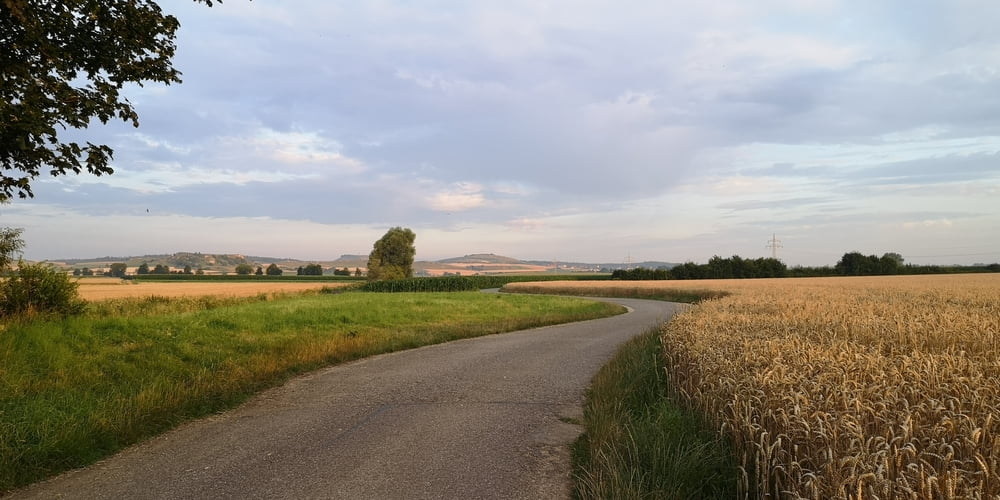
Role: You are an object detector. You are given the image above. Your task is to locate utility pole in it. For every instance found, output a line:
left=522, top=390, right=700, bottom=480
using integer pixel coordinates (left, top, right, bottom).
left=766, top=234, right=783, bottom=259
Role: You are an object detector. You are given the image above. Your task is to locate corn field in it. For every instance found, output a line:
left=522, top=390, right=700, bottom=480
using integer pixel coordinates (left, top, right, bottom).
left=661, top=275, right=1000, bottom=499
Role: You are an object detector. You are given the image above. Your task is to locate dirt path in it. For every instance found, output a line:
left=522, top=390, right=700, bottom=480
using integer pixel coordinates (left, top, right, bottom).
left=6, top=297, right=684, bottom=500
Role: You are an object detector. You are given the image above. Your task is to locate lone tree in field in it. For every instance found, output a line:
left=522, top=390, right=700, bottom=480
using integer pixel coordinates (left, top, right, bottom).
left=0, top=0, right=224, bottom=202
left=367, top=227, right=416, bottom=281
left=108, top=263, right=128, bottom=277
left=234, top=263, right=254, bottom=275
left=265, top=263, right=282, bottom=276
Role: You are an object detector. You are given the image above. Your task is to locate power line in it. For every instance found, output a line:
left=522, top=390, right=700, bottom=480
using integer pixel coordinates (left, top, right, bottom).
left=765, top=234, right=782, bottom=259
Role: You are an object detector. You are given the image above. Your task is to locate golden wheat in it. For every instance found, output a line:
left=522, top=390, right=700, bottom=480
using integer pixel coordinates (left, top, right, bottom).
left=509, top=274, right=1000, bottom=498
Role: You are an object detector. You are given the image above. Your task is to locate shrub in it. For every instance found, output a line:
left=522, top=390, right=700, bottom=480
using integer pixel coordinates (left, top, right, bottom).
left=0, top=260, right=86, bottom=317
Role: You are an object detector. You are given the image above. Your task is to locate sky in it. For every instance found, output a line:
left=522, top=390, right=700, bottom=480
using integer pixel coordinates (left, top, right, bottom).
left=4, top=0, right=999, bottom=266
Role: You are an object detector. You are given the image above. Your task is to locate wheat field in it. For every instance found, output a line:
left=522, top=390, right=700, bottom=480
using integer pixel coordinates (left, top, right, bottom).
left=507, top=275, right=1000, bottom=499
left=75, top=277, right=347, bottom=300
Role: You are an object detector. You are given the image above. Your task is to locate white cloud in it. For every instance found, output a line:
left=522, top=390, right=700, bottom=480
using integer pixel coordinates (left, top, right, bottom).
left=10, top=0, right=1000, bottom=267
left=426, top=182, right=487, bottom=212
left=903, top=219, right=954, bottom=229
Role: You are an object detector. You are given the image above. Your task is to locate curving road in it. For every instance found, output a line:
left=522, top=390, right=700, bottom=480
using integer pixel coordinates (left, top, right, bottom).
left=7, top=297, right=685, bottom=500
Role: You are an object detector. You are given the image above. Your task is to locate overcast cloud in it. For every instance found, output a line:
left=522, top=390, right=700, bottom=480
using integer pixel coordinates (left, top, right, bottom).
left=4, top=0, right=999, bottom=266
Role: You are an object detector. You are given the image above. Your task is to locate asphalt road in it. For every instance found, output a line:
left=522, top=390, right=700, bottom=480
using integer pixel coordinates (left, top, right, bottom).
left=7, top=297, right=685, bottom=500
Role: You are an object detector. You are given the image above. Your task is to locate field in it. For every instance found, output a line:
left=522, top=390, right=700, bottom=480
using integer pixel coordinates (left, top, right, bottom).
left=506, top=274, right=1000, bottom=498
left=75, top=277, right=347, bottom=300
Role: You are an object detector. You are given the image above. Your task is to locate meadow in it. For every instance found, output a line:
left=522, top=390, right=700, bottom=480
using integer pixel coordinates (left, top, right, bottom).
left=0, top=289, right=622, bottom=492
left=506, top=274, right=1000, bottom=498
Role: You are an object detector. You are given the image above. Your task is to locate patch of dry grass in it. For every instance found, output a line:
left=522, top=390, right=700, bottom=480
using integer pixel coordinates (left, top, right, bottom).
left=75, top=277, right=347, bottom=301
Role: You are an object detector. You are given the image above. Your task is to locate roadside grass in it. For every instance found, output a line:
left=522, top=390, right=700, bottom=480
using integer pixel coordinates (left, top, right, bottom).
left=510, top=283, right=737, bottom=499
left=0, top=291, right=623, bottom=492
left=571, top=327, right=737, bottom=499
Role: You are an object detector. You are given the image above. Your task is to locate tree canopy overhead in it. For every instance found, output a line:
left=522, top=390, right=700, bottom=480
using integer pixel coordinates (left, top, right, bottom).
left=0, top=0, right=222, bottom=201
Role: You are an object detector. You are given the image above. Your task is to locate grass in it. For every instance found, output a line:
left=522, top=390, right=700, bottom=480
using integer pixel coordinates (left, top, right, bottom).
left=0, top=290, right=623, bottom=492
left=571, top=327, right=737, bottom=499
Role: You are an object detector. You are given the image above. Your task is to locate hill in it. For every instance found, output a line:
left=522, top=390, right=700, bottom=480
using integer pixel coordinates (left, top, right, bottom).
left=48, top=251, right=677, bottom=276
left=437, top=253, right=523, bottom=265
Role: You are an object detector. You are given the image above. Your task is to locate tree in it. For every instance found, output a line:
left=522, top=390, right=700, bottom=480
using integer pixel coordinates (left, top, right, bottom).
left=254, top=266, right=263, bottom=276
left=0, top=225, right=84, bottom=316
left=151, top=264, right=169, bottom=274
left=354, top=267, right=362, bottom=277
left=367, top=227, right=416, bottom=281
left=265, top=263, right=282, bottom=276
left=0, top=226, right=24, bottom=271
left=183, top=264, right=192, bottom=274
left=0, top=259, right=85, bottom=316
left=109, top=262, right=127, bottom=277
left=234, top=263, right=254, bottom=275
left=299, top=263, right=323, bottom=276
left=137, top=262, right=150, bottom=275
left=0, top=0, right=228, bottom=201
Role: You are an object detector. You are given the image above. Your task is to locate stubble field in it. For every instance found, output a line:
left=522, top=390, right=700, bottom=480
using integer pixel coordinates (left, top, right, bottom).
left=75, top=277, right=348, bottom=300
left=505, top=274, right=1000, bottom=498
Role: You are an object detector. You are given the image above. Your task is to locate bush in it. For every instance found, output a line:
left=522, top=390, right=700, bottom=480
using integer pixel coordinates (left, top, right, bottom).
left=0, top=261, right=86, bottom=317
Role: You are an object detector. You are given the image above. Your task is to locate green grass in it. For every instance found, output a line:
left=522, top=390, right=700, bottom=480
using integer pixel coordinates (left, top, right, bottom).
left=571, top=327, right=737, bottom=499
left=0, top=291, right=623, bottom=492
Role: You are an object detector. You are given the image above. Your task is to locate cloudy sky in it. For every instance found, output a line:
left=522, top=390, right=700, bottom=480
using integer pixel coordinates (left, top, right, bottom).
left=5, top=0, right=999, bottom=266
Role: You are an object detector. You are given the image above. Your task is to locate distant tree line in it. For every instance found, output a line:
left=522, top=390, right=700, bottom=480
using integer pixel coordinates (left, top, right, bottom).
left=613, top=256, right=788, bottom=280
left=296, top=264, right=324, bottom=276
left=613, top=252, right=999, bottom=281
left=136, top=262, right=194, bottom=275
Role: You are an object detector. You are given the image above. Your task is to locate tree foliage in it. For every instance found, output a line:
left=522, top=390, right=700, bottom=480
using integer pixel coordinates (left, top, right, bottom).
left=0, top=259, right=85, bottom=316
left=0, top=0, right=222, bottom=201
left=234, top=263, right=254, bottom=275
left=636, top=256, right=788, bottom=281
left=265, top=263, right=282, bottom=276
left=0, top=226, right=24, bottom=271
left=296, top=263, right=323, bottom=276
left=108, top=262, right=127, bottom=277
left=367, top=227, right=416, bottom=281
left=835, top=252, right=903, bottom=276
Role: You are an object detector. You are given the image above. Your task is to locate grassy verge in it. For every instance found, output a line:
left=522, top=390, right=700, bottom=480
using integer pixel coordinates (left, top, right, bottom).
left=0, top=291, right=622, bottom=492
left=571, top=327, right=736, bottom=499
left=509, top=284, right=738, bottom=498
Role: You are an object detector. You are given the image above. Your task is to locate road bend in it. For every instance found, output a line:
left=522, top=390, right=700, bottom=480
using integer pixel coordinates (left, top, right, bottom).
left=7, top=297, right=685, bottom=500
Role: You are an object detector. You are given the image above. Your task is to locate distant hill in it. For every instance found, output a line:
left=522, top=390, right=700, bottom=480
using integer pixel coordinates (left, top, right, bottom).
left=50, top=251, right=677, bottom=275
left=523, top=260, right=678, bottom=271
left=437, top=253, right=523, bottom=265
